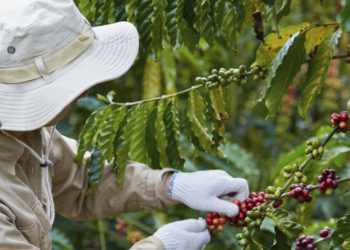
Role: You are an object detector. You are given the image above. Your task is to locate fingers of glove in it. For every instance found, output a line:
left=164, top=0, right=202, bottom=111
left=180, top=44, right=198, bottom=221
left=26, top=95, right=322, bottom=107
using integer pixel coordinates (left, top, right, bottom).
left=204, top=198, right=240, bottom=217
left=214, top=177, right=249, bottom=202
left=176, top=218, right=207, bottom=233
left=188, top=229, right=211, bottom=248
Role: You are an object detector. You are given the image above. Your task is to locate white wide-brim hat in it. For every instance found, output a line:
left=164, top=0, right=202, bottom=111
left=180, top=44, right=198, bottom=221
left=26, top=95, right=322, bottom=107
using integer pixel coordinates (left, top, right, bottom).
left=0, top=0, right=139, bottom=131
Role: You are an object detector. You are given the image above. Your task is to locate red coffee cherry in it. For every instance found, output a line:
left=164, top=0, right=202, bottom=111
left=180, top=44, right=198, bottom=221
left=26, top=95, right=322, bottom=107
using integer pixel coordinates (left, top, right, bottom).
left=319, top=229, right=329, bottom=238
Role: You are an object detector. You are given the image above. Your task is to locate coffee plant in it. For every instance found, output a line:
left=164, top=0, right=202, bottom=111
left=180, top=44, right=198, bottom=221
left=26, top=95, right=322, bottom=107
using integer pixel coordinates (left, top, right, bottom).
left=67, top=0, right=350, bottom=249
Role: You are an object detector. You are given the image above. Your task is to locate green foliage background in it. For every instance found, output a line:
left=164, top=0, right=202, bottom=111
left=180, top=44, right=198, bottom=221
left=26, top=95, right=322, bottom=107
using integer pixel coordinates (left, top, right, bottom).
left=52, top=0, right=350, bottom=249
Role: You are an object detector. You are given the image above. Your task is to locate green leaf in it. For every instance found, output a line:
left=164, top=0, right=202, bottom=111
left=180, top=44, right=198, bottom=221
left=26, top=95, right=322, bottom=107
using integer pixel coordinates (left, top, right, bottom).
left=261, top=0, right=277, bottom=7
left=186, top=90, right=226, bottom=158
left=298, top=28, right=342, bottom=122
left=129, top=104, right=148, bottom=164
left=97, top=94, right=111, bottom=104
left=142, top=58, right=162, bottom=105
left=161, top=45, right=177, bottom=95
left=208, top=88, right=229, bottom=122
left=107, top=91, right=116, bottom=103
left=212, top=0, right=226, bottom=34
left=193, top=0, right=216, bottom=47
left=86, top=146, right=102, bottom=194
left=270, top=226, right=291, bottom=250
left=266, top=208, right=303, bottom=239
left=338, top=0, right=350, bottom=31
left=276, top=0, right=292, bottom=23
left=247, top=238, right=268, bottom=250
left=234, top=1, right=245, bottom=33
left=125, top=0, right=138, bottom=24
left=343, top=238, right=350, bottom=249
left=99, top=0, right=116, bottom=25
left=136, top=0, right=154, bottom=55
left=258, top=29, right=307, bottom=117
left=254, top=23, right=309, bottom=66
left=163, top=97, right=186, bottom=170
left=51, top=228, right=74, bottom=250
left=113, top=108, right=136, bottom=187
left=164, top=0, right=185, bottom=49
left=182, top=99, right=206, bottom=153
left=181, top=0, right=198, bottom=53
left=79, top=0, right=97, bottom=23
left=145, top=107, right=162, bottom=169
left=264, top=4, right=279, bottom=36
left=329, top=212, right=350, bottom=250
left=155, top=99, right=170, bottom=168
left=150, top=0, right=167, bottom=57
left=75, top=106, right=108, bottom=164
left=222, top=6, right=238, bottom=52
left=114, top=0, right=128, bottom=22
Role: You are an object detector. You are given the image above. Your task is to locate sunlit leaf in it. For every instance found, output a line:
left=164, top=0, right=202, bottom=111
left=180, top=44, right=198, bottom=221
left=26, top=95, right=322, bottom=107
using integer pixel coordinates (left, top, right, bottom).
left=304, top=24, right=337, bottom=53
left=142, top=58, right=162, bottom=108
left=97, top=94, right=111, bottom=104
left=161, top=45, right=177, bottom=94
left=125, top=0, right=138, bottom=24
left=266, top=208, right=303, bottom=239
left=298, top=28, right=342, bottom=122
left=99, top=0, right=116, bottom=25
left=257, top=29, right=308, bottom=117
left=79, top=0, right=97, bottom=23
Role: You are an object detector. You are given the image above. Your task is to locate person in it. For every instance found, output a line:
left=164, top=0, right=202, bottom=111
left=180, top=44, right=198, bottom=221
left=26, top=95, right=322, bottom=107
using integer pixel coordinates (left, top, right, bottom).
left=0, top=0, right=249, bottom=249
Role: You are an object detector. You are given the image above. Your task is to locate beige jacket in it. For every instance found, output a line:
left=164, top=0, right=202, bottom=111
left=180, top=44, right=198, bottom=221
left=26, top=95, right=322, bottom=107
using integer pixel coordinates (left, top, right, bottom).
left=0, top=127, right=178, bottom=250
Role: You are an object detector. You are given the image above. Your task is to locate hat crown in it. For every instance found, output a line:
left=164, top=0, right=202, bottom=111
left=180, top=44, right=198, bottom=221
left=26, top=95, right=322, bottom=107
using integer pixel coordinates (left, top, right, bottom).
left=0, top=0, right=85, bottom=67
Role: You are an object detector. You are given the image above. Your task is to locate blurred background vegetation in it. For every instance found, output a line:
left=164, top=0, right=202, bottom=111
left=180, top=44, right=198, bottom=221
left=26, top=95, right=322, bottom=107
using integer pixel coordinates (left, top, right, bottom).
left=52, top=0, right=350, bottom=249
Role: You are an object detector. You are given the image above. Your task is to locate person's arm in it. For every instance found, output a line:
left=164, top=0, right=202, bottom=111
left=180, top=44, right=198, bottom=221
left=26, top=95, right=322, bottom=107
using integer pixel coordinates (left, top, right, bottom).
left=0, top=204, right=39, bottom=250
left=48, top=129, right=179, bottom=221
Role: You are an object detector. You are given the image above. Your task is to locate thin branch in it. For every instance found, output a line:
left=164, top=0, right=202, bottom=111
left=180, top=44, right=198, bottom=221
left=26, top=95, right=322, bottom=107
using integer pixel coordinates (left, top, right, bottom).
left=305, top=54, right=348, bottom=63
left=313, top=235, right=332, bottom=245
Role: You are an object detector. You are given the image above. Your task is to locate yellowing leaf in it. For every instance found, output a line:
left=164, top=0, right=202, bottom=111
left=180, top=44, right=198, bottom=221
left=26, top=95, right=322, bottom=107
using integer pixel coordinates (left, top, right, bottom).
left=255, top=23, right=309, bottom=66
left=304, top=24, right=337, bottom=53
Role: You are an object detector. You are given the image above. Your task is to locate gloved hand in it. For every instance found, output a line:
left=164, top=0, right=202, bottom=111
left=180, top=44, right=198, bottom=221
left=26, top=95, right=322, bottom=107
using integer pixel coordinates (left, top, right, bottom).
left=154, top=218, right=210, bottom=250
left=169, top=170, right=249, bottom=217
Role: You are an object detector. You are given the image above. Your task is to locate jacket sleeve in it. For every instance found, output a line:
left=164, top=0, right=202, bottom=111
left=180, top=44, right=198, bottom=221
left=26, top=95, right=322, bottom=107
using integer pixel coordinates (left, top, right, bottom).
left=49, top=129, right=179, bottom=221
left=130, top=236, right=165, bottom=250
left=0, top=204, right=39, bottom=250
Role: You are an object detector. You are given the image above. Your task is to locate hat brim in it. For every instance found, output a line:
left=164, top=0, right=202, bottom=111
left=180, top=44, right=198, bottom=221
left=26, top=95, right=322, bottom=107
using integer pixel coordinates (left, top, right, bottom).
left=0, top=22, right=139, bottom=131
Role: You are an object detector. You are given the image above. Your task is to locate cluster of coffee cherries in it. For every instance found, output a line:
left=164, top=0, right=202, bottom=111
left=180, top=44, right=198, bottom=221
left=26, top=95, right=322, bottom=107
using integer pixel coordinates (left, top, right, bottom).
left=283, top=163, right=299, bottom=179
left=305, top=139, right=324, bottom=161
left=318, top=169, right=339, bottom=196
left=319, top=226, right=331, bottom=238
left=290, top=183, right=312, bottom=203
left=331, top=111, right=350, bottom=133
left=309, top=45, right=319, bottom=59
left=250, top=65, right=268, bottom=81
left=265, top=186, right=282, bottom=201
left=206, top=212, right=227, bottom=233
left=235, top=227, right=251, bottom=246
left=195, top=66, right=249, bottom=89
left=296, top=235, right=316, bottom=250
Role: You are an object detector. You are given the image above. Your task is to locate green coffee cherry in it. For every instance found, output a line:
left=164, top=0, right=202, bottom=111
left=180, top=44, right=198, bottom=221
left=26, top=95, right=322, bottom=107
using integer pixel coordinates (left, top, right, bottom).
left=258, top=71, right=265, bottom=78
left=269, top=194, right=276, bottom=200
left=233, top=77, right=240, bottom=83
left=254, top=211, right=261, bottom=218
left=239, top=239, right=249, bottom=246
left=318, top=147, right=324, bottom=155
left=195, top=77, right=203, bottom=83
left=239, top=65, right=246, bottom=72
left=242, top=227, right=248, bottom=233
left=295, top=172, right=303, bottom=178
left=301, top=175, right=308, bottom=183
left=233, top=69, right=241, bottom=77
left=284, top=165, right=292, bottom=172
left=245, top=217, right=254, bottom=223
left=212, top=69, right=218, bottom=74
left=275, top=189, right=281, bottom=199
left=240, top=79, right=247, bottom=85
left=246, top=211, right=254, bottom=218
left=219, top=71, right=226, bottom=77
left=256, top=218, right=262, bottom=226
left=243, top=231, right=251, bottom=239
left=260, top=203, right=267, bottom=210
left=236, top=233, right=243, bottom=240
left=306, top=140, right=312, bottom=146
left=283, top=172, right=293, bottom=179
left=312, top=149, right=319, bottom=157
left=307, top=146, right=313, bottom=152
left=312, top=139, right=321, bottom=148
left=267, top=186, right=277, bottom=193
left=253, top=74, right=260, bottom=81
left=252, top=67, right=260, bottom=74
left=249, top=221, right=256, bottom=228
left=261, top=67, right=268, bottom=72
left=294, top=176, right=300, bottom=183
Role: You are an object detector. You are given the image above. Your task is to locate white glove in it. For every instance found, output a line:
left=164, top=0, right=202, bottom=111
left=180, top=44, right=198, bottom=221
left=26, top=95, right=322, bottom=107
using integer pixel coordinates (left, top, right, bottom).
left=169, top=170, right=249, bottom=217
left=154, top=218, right=210, bottom=250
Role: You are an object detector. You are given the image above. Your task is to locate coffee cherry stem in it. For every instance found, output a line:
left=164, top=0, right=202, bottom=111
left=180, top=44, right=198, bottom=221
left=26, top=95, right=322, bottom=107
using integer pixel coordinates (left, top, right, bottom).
left=312, top=234, right=332, bottom=246
left=305, top=53, right=349, bottom=63
left=281, top=176, right=350, bottom=198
